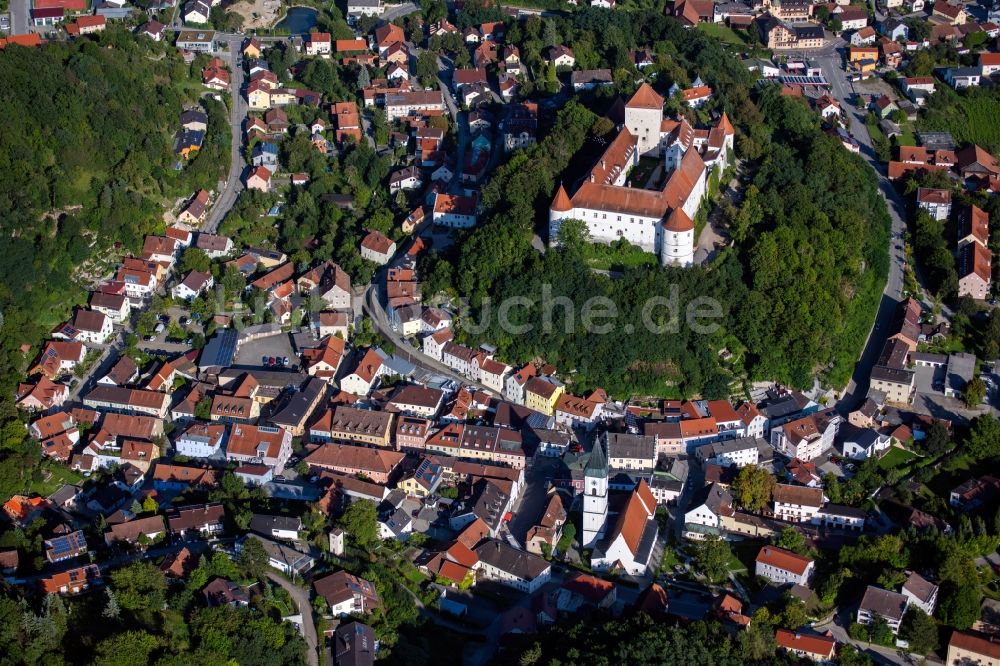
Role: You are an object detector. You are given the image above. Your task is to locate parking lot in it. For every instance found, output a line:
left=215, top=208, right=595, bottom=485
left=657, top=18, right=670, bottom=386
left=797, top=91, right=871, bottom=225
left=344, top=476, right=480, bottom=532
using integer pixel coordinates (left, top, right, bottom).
left=233, top=332, right=298, bottom=370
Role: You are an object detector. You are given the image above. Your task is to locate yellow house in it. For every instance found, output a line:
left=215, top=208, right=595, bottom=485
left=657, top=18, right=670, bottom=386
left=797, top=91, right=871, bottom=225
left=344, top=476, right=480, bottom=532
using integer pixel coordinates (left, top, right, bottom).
left=247, top=87, right=270, bottom=110
left=847, top=47, right=878, bottom=74
left=269, top=88, right=296, bottom=106
left=243, top=37, right=262, bottom=59
left=523, top=377, right=564, bottom=416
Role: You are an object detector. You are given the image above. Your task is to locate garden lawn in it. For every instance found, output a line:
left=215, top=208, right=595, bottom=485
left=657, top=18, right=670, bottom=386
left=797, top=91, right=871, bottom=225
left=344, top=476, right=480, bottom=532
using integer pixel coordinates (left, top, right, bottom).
left=877, top=446, right=918, bottom=470
left=697, top=22, right=748, bottom=46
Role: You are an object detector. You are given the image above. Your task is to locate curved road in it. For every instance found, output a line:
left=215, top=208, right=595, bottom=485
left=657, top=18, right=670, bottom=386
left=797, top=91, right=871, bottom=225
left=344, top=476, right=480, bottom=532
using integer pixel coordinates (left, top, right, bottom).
left=362, top=279, right=494, bottom=394
left=265, top=571, right=319, bottom=666
left=811, top=52, right=916, bottom=411
left=205, top=34, right=248, bottom=234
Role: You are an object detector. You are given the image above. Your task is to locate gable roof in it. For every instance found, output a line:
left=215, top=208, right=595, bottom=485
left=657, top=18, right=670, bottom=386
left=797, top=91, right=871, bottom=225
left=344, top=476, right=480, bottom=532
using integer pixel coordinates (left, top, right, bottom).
left=756, top=545, right=812, bottom=575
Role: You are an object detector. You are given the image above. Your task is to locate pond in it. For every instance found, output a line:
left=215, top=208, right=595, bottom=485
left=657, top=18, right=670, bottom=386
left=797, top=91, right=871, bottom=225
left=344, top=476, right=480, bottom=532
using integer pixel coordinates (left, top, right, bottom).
left=274, top=6, right=318, bottom=33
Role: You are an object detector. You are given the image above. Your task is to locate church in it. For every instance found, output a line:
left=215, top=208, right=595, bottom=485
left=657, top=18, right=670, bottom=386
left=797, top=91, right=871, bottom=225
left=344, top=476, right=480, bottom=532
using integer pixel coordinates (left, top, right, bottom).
left=582, top=438, right=660, bottom=576
left=548, top=83, right=734, bottom=267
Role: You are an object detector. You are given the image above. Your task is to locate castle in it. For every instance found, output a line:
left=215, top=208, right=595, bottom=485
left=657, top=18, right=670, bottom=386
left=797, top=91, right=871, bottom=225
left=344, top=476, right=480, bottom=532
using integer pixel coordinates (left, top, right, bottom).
left=548, top=83, right=735, bottom=267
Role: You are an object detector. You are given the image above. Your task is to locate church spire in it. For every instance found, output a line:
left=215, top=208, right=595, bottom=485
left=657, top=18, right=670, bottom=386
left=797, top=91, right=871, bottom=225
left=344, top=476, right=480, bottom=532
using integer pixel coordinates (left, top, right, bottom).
left=585, top=440, right=608, bottom=478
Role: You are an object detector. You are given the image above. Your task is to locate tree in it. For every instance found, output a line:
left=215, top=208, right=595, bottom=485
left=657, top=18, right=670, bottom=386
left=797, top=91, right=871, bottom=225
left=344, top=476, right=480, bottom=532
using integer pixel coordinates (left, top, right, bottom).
left=731, top=465, right=775, bottom=513
left=141, top=495, right=158, bottom=514
left=416, top=51, right=439, bottom=86
left=965, top=377, right=987, bottom=408
left=966, top=415, right=1000, bottom=460
left=556, top=523, right=576, bottom=554
left=836, top=644, right=873, bottom=666
left=692, top=535, right=732, bottom=583
left=93, top=630, right=158, bottom=666
left=899, top=607, right=938, bottom=655
left=869, top=615, right=894, bottom=646
left=238, top=536, right=270, bottom=579
left=775, top=527, right=808, bottom=556
left=111, top=562, right=167, bottom=613
left=102, top=589, right=121, bottom=620
left=340, top=499, right=379, bottom=549
left=181, top=247, right=211, bottom=274
left=778, top=595, right=808, bottom=629
left=922, top=420, right=951, bottom=455
left=357, top=65, right=371, bottom=90
left=194, top=397, right=212, bottom=421
left=939, top=581, right=981, bottom=629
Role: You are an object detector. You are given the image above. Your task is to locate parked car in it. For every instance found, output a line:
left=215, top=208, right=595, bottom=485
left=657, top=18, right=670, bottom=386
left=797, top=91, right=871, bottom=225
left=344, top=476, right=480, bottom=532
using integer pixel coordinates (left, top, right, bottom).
left=154, top=323, right=165, bottom=334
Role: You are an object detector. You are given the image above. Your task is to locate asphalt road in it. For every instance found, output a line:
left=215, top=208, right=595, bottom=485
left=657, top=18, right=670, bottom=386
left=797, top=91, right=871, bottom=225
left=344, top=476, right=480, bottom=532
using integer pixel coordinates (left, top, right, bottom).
left=265, top=571, right=319, bottom=666
left=810, top=52, right=910, bottom=410
left=9, top=0, right=28, bottom=34
left=361, top=278, right=494, bottom=393
left=381, top=1, right=419, bottom=22
left=204, top=34, right=247, bottom=233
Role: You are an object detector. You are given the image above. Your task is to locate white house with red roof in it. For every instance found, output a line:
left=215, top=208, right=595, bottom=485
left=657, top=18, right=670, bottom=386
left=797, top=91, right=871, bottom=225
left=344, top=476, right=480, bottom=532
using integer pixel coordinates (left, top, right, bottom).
left=548, top=83, right=733, bottom=268
left=755, top=545, right=814, bottom=585
left=775, top=629, right=836, bottom=661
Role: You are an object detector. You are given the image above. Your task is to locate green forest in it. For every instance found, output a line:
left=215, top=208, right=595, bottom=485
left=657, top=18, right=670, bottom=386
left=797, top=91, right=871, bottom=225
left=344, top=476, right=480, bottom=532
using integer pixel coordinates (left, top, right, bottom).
left=422, top=9, right=890, bottom=397
left=0, top=30, right=229, bottom=494
left=504, top=612, right=872, bottom=665
left=916, top=81, right=1000, bottom=155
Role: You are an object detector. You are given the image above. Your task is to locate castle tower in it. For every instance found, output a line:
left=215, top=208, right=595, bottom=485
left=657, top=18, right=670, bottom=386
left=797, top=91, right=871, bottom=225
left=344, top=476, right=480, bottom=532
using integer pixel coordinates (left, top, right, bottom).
left=548, top=183, right=573, bottom=245
left=660, top=208, right=695, bottom=267
left=582, top=438, right=609, bottom=548
left=624, top=83, right=665, bottom=157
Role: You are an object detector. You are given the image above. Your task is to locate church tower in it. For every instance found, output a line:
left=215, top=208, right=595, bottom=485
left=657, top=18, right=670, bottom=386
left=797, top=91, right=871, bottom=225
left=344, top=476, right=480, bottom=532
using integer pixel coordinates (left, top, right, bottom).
left=582, top=437, right=609, bottom=548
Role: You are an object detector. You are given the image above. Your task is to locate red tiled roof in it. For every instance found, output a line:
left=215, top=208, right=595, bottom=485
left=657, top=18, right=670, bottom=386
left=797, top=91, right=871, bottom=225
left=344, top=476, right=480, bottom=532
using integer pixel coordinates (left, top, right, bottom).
left=775, top=629, right=835, bottom=657
left=756, top=545, right=812, bottom=575
left=626, top=82, right=664, bottom=109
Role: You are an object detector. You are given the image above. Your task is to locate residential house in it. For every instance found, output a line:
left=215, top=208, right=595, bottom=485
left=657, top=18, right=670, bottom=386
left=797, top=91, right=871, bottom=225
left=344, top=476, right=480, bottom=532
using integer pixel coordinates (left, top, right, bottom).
left=360, top=230, right=395, bottom=265
left=755, top=545, right=814, bottom=586
left=770, top=410, right=840, bottom=461
left=245, top=166, right=271, bottom=192
left=165, top=503, right=225, bottom=536
left=304, top=443, right=405, bottom=484
left=172, top=270, right=213, bottom=301
left=546, top=45, right=575, bottom=68
left=772, top=483, right=824, bottom=523
left=174, top=422, right=227, bottom=458
left=774, top=630, right=836, bottom=662
left=695, top=437, right=762, bottom=468
left=225, top=424, right=293, bottom=472
left=310, top=405, right=395, bottom=447
left=305, top=31, right=331, bottom=56
left=474, top=539, right=551, bottom=593
left=946, top=631, right=1000, bottom=665
left=857, top=585, right=909, bottom=634
left=524, top=377, right=564, bottom=416
left=40, top=564, right=102, bottom=596
left=901, top=571, right=939, bottom=616
left=958, top=242, right=992, bottom=300
left=314, top=571, right=381, bottom=616
left=339, top=347, right=386, bottom=396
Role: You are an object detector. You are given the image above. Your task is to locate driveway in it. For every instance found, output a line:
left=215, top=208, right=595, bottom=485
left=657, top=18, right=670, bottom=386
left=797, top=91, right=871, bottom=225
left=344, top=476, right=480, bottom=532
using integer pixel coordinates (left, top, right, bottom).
left=265, top=571, right=319, bottom=666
